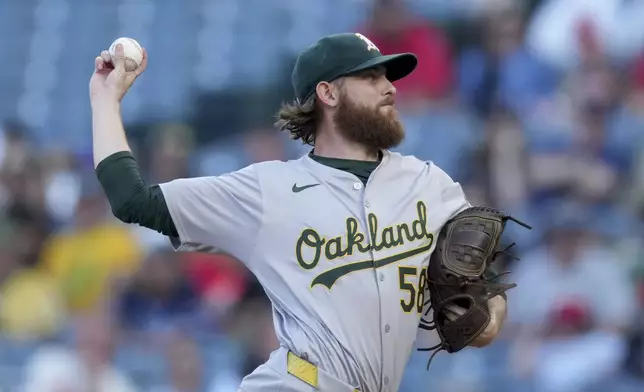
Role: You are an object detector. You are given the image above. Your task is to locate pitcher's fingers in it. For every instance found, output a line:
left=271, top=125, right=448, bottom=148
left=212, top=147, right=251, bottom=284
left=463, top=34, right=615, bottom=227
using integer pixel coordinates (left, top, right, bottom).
left=134, top=48, right=148, bottom=76
left=443, top=307, right=458, bottom=322
left=444, top=312, right=458, bottom=323
left=111, top=43, right=126, bottom=72
left=443, top=304, right=465, bottom=321
left=95, top=56, right=104, bottom=70
left=445, top=304, right=466, bottom=315
left=100, top=50, right=112, bottom=64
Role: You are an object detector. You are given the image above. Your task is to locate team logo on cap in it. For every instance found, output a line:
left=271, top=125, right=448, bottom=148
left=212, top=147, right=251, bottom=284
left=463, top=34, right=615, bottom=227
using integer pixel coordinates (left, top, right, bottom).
left=355, top=33, right=379, bottom=52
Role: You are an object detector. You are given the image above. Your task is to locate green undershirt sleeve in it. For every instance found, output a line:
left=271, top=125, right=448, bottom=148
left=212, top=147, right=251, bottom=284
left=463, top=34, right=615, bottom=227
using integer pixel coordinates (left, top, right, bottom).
left=95, top=151, right=178, bottom=238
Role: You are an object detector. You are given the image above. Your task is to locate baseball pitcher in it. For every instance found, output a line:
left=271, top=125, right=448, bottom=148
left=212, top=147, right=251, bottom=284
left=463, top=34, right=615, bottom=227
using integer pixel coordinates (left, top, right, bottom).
left=90, top=33, right=528, bottom=392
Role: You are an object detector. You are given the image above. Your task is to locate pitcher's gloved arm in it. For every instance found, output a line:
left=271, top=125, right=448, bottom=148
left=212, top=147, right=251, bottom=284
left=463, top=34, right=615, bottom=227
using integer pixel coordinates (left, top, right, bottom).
left=443, top=295, right=508, bottom=348
left=472, top=296, right=507, bottom=347
left=96, top=151, right=178, bottom=238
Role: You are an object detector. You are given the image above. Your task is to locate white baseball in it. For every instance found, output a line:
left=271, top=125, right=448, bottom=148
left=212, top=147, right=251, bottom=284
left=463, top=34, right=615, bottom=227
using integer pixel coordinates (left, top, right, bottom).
left=108, top=37, right=143, bottom=72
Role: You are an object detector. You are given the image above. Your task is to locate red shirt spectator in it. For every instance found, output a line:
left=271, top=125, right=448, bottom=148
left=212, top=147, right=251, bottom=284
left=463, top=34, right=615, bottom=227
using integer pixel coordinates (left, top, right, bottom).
left=181, top=252, right=248, bottom=306
left=362, top=1, right=453, bottom=102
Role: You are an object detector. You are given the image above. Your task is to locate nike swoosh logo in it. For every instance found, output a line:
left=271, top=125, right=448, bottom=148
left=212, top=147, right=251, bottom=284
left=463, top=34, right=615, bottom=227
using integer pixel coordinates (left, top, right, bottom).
left=292, top=183, right=320, bottom=193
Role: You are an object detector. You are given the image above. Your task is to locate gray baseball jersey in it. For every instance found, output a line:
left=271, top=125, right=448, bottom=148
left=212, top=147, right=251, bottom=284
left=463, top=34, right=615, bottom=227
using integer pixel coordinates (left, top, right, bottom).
left=159, top=151, right=469, bottom=392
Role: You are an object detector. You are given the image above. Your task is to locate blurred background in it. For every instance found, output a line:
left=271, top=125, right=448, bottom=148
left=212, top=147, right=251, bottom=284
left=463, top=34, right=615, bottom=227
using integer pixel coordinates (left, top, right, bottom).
left=1, top=0, right=644, bottom=391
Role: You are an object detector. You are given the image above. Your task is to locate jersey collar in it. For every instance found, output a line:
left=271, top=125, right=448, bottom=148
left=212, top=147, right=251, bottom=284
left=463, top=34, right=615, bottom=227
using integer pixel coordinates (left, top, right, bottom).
left=302, top=150, right=390, bottom=179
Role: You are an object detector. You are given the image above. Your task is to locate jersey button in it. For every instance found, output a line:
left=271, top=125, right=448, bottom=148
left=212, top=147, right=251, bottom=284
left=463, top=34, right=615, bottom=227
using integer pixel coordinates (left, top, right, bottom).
left=379, top=273, right=384, bottom=281
left=364, top=201, right=370, bottom=208
left=384, top=324, right=390, bottom=333
left=384, top=376, right=389, bottom=385
left=353, top=182, right=362, bottom=190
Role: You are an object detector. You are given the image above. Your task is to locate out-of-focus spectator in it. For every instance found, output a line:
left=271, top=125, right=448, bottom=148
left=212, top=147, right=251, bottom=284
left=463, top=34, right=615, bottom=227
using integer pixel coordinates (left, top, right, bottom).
left=129, top=123, right=195, bottom=254
left=195, top=127, right=290, bottom=178
left=42, top=151, right=83, bottom=226
left=0, top=123, right=48, bottom=233
left=625, top=305, right=644, bottom=379
left=407, top=0, right=534, bottom=21
left=480, top=108, right=543, bottom=247
left=0, top=120, right=31, bottom=175
left=230, top=297, right=279, bottom=377
left=525, top=114, right=623, bottom=205
left=117, top=248, right=203, bottom=336
left=626, top=144, right=644, bottom=220
left=621, top=55, right=644, bottom=218
left=143, top=123, right=194, bottom=184
left=0, top=219, right=64, bottom=339
left=508, top=204, right=637, bottom=392
left=363, top=0, right=454, bottom=108
left=485, top=109, right=529, bottom=209
left=242, top=128, right=288, bottom=164
left=623, top=228, right=644, bottom=380
left=38, top=179, right=142, bottom=313
left=21, top=310, right=138, bottom=392
left=527, top=0, right=644, bottom=71
left=181, top=252, right=249, bottom=326
left=151, top=334, right=204, bottom=392
left=0, top=222, right=16, bottom=284
left=0, top=267, right=63, bottom=340
left=458, top=2, right=558, bottom=116
left=372, top=0, right=481, bottom=183
left=1, top=157, right=52, bottom=230
left=395, top=104, right=482, bottom=182
left=522, top=36, right=634, bottom=212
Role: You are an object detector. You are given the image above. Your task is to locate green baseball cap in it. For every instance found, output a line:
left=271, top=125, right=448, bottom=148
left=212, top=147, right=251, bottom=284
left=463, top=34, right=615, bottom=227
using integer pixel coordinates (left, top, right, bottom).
left=292, top=33, right=418, bottom=103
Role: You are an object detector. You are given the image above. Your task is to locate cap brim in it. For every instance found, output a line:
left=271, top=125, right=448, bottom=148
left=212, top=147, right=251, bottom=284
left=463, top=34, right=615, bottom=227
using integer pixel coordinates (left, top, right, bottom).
left=344, top=53, right=418, bottom=82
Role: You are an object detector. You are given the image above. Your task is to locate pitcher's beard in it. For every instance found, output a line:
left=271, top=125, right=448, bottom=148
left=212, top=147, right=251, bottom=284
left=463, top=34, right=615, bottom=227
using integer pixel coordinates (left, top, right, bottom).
left=333, top=94, right=405, bottom=152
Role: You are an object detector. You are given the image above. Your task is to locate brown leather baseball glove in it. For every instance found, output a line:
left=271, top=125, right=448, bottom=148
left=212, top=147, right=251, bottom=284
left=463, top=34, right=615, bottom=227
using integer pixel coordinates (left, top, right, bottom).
left=419, top=206, right=531, bottom=368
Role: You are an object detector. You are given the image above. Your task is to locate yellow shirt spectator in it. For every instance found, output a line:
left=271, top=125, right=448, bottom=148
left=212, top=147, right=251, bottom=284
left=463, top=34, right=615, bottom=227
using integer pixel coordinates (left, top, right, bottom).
left=40, top=222, right=142, bottom=312
left=0, top=268, right=65, bottom=339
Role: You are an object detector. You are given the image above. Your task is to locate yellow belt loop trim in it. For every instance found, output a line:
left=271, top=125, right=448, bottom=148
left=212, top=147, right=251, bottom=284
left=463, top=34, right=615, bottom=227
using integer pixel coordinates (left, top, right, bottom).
left=287, top=352, right=318, bottom=388
left=287, top=352, right=360, bottom=391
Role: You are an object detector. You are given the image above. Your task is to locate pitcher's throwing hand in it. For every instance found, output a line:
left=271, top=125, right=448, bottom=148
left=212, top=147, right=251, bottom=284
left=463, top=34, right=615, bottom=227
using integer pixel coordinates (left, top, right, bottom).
left=89, top=37, right=147, bottom=104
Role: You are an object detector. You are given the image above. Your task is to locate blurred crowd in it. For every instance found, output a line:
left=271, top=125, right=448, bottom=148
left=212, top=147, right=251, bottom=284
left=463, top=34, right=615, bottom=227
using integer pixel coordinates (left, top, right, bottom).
left=1, top=0, right=644, bottom=391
